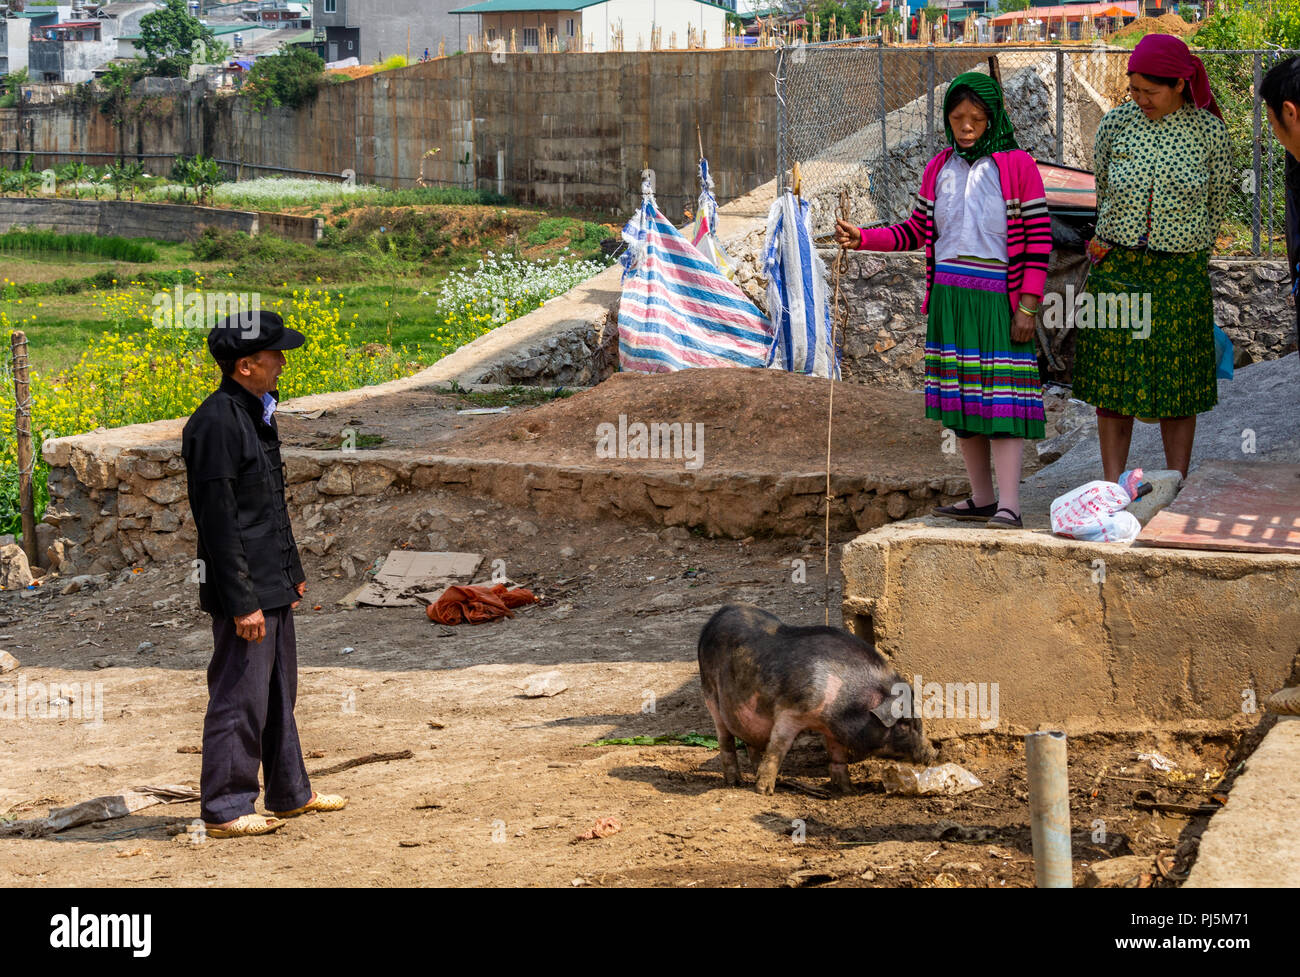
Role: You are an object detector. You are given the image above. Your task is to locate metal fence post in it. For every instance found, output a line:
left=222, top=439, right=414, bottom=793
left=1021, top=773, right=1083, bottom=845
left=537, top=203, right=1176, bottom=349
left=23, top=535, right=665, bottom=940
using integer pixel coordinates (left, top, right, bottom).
left=927, top=46, right=935, bottom=151
left=776, top=45, right=787, bottom=192
left=877, top=38, right=887, bottom=171
left=1055, top=49, right=1065, bottom=165
left=1253, top=52, right=1263, bottom=256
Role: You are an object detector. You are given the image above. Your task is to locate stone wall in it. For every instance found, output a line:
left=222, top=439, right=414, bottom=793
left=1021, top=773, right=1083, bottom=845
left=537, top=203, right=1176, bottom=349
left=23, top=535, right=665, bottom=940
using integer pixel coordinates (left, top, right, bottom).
left=39, top=430, right=968, bottom=577
left=821, top=252, right=1298, bottom=389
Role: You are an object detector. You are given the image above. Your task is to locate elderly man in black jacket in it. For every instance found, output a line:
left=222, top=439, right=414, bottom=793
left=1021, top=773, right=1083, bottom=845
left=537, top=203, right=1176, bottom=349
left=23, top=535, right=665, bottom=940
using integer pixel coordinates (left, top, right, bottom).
left=183, top=311, right=346, bottom=839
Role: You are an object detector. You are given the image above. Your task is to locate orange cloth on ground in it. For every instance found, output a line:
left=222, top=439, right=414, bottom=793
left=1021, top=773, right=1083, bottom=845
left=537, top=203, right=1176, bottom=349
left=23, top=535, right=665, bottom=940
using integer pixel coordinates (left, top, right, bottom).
left=426, top=584, right=538, bottom=625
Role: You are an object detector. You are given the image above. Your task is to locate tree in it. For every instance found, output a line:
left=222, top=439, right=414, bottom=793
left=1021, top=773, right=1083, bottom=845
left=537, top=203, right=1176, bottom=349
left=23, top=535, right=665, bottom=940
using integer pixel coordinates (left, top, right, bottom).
left=999, top=0, right=1032, bottom=11
left=0, top=66, right=28, bottom=108
left=138, top=0, right=213, bottom=78
left=58, top=161, right=91, bottom=199
left=108, top=161, right=145, bottom=201
left=242, top=45, right=326, bottom=112
left=96, top=60, right=146, bottom=161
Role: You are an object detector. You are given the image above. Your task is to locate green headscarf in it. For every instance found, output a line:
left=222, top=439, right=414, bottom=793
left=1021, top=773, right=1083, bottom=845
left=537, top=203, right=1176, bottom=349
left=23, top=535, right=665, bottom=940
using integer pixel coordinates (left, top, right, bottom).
left=943, top=72, right=1019, bottom=162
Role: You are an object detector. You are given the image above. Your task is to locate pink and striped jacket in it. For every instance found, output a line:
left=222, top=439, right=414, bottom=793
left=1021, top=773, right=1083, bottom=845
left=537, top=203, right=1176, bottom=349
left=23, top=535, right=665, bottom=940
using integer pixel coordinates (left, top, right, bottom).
left=858, top=147, right=1052, bottom=315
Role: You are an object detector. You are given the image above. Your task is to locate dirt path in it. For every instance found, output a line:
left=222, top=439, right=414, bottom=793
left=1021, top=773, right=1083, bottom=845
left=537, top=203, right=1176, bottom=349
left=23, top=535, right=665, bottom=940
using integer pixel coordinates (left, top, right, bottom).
left=0, top=489, right=1242, bottom=887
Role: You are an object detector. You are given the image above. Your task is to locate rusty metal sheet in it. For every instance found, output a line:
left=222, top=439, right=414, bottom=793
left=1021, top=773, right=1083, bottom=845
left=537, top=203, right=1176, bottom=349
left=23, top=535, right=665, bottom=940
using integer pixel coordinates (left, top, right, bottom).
left=1038, top=160, right=1097, bottom=214
left=1137, top=461, right=1300, bottom=553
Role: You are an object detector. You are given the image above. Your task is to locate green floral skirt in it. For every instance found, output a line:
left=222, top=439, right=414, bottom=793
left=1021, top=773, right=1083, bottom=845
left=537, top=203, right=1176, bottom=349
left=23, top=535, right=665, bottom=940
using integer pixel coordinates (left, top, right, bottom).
left=1073, top=247, right=1217, bottom=418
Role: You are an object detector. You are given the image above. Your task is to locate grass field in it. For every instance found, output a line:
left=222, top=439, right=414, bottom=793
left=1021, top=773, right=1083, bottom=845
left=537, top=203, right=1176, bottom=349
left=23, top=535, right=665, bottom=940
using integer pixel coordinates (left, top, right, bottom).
left=0, top=200, right=618, bottom=535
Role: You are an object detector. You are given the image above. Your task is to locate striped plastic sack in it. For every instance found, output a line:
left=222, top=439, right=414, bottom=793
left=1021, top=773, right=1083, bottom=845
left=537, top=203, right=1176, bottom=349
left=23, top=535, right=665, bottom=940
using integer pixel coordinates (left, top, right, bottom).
left=763, top=192, right=840, bottom=379
left=690, top=158, right=737, bottom=280
left=618, top=196, right=772, bottom=374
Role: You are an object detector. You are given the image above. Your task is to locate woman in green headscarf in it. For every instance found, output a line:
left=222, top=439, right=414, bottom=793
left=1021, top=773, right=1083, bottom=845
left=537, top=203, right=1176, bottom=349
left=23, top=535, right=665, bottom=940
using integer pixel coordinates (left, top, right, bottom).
left=835, top=72, right=1053, bottom=529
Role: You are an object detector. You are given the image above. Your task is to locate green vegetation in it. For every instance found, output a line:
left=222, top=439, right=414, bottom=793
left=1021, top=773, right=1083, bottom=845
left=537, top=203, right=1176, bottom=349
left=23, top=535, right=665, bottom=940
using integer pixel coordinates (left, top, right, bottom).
left=587, top=733, right=723, bottom=749
left=138, top=0, right=214, bottom=78
left=243, top=45, right=327, bottom=111
left=0, top=231, right=159, bottom=263
left=452, top=385, right=575, bottom=408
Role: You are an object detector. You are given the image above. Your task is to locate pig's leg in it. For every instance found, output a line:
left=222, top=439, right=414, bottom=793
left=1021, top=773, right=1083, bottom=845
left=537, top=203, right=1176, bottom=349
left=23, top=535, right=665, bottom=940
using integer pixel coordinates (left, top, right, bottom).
left=704, top=698, right=742, bottom=787
left=825, top=737, right=854, bottom=793
left=754, top=718, right=800, bottom=796
left=745, top=740, right=766, bottom=774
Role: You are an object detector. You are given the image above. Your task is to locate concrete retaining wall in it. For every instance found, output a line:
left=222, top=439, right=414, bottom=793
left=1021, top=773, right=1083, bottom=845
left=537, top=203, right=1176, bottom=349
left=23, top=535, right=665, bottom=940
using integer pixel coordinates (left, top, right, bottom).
left=0, top=197, right=258, bottom=242
left=0, top=198, right=326, bottom=244
left=840, top=523, right=1300, bottom=734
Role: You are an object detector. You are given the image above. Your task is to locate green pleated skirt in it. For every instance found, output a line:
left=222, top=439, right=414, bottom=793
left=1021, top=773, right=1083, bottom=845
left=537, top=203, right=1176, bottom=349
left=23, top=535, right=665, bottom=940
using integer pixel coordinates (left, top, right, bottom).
left=1073, top=247, right=1217, bottom=418
left=925, top=257, right=1046, bottom=440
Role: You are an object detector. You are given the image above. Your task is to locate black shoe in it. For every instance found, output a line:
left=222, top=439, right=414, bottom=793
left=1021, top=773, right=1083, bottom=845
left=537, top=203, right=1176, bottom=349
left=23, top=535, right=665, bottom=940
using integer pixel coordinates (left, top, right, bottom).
left=933, top=498, right=998, bottom=521
left=986, top=508, right=1023, bottom=529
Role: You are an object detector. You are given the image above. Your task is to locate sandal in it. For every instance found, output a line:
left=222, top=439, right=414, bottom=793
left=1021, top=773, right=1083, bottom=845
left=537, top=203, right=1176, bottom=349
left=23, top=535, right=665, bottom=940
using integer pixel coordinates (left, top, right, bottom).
left=986, top=508, right=1023, bottom=529
left=933, top=498, right=998, bottom=521
left=271, top=792, right=348, bottom=819
left=204, top=814, right=286, bottom=839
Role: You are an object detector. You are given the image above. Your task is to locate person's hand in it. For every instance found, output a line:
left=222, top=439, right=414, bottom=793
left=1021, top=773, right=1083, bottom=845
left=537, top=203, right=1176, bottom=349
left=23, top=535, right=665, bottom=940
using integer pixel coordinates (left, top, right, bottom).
left=291, top=581, right=306, bottom=610
left=235, top=608, right=266, bottom=643
left=833, top=218, right=861, bottom=250
left=1011, top=308, right=1037, bottom=345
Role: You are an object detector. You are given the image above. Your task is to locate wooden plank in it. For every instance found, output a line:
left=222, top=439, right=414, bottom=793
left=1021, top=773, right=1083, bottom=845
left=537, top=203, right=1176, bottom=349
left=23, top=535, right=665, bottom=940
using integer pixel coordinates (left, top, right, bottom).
left=1137, top=461, right=1300, bottom=554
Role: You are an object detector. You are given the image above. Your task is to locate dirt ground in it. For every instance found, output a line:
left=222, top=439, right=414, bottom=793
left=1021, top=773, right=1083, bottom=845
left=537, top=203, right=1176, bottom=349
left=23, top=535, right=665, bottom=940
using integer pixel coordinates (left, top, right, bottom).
left=276, top=368, right=1065, bottom=479
left=0, top=483, right=1254, bottom=888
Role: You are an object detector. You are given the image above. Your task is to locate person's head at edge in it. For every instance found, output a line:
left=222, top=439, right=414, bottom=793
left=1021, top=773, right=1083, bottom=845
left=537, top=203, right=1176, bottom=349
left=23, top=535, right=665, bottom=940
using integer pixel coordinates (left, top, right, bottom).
left=207, top=310, right=304, bottom=400
left=1263, top=55, right=1300, bottom=160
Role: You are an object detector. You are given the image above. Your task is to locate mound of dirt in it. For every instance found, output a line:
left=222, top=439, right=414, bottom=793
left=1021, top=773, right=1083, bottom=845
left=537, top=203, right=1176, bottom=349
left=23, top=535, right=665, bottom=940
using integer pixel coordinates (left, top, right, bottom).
left=454, top=368, right=967, bottom=478
left=1112, top=14, right=1197, bottom=41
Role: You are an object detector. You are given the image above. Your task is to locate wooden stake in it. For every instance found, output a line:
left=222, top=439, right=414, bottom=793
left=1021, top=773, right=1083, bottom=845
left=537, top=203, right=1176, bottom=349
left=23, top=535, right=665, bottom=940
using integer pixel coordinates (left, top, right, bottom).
left=10, top=331, right=38, bottom=568
left=697, top=122, right=703, bottom=162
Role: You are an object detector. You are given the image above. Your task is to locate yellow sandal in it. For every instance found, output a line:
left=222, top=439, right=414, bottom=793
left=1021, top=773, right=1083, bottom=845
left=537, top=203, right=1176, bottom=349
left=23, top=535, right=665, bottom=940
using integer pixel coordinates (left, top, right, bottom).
left=271, top=792, right=348, bottom=819
left=204, top=814, right=286, bottom=839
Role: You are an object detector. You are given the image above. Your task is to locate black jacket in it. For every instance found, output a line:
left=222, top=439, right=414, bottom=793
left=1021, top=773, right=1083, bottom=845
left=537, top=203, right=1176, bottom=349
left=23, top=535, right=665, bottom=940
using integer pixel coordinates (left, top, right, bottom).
left=181, top=376, right=305, bottom=618
left=1286, top=151, right=1300, bottom=347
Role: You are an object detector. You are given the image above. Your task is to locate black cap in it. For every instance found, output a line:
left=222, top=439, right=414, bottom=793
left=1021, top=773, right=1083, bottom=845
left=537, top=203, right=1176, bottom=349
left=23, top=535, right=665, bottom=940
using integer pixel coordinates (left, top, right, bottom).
left=207, top=310, right=305, bottom=362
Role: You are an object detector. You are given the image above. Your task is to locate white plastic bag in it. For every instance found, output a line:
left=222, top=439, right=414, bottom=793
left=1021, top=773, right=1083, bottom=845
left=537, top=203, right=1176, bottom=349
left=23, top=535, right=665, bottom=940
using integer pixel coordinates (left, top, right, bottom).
left=1050, top=480, right=1142, bottom=543
left=882, top=762, right=983, bottom=796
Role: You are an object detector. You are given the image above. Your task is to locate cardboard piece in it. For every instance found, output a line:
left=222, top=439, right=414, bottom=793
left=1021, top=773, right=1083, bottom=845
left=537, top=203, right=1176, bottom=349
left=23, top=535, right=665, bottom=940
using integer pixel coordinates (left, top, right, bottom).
left=353, top=551, right=484, bottom=607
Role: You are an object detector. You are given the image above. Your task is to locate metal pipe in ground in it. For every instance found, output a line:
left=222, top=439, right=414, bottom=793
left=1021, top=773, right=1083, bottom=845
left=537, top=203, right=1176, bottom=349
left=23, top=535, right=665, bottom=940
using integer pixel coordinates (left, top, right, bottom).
left=1026, top=730, right=1072, bottom=888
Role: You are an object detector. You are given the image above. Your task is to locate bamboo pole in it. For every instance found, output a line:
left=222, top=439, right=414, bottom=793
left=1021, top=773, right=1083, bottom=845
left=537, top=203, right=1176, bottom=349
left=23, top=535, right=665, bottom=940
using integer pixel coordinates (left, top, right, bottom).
left=10, top=331, right=37, bottom=568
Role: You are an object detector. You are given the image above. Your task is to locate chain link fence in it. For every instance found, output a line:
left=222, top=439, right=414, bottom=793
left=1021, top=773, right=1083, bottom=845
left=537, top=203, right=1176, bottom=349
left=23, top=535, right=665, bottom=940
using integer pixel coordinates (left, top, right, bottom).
left=776, top=41, right=1300, bottom=258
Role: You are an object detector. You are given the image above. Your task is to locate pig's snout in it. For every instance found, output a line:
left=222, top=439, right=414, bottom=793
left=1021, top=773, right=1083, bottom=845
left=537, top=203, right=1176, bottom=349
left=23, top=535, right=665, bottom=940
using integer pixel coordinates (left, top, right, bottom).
left=915, top=739, right=938, bottom=766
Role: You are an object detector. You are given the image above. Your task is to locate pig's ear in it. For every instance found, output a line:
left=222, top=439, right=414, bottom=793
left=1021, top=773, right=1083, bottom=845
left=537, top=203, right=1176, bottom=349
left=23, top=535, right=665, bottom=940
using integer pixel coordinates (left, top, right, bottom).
left=870, top=683, right=913, bottom=728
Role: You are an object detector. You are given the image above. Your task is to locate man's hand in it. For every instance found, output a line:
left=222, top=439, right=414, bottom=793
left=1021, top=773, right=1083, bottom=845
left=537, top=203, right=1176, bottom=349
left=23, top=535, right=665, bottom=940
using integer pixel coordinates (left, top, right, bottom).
left=833, top=218, right=861, bottom=250
left=1011, top=308, right=1037, bottom=345
left=291, top=581, right=306, bottom=610
left=234, top=608, right=266, bottom=644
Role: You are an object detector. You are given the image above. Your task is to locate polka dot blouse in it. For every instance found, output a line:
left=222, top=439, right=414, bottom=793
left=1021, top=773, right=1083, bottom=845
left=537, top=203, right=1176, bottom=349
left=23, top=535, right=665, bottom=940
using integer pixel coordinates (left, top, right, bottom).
left=1093, top=99, right=1235, bottom=252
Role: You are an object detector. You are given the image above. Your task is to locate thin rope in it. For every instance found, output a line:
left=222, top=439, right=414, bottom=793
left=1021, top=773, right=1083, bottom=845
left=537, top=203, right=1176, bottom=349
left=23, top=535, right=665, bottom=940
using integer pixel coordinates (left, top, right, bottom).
left=824, top=190, right=850, bottom=626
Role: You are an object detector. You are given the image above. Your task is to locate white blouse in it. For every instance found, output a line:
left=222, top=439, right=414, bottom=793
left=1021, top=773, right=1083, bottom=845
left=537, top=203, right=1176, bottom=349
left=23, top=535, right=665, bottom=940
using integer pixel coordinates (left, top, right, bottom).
left=933, top=154, right=1009, bottom=263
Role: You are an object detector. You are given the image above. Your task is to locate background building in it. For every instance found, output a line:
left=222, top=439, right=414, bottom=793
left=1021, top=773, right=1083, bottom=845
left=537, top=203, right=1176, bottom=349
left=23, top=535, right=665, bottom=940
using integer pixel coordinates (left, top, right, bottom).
left=450, top=0, right=731, bottom=52
left=312, top=0, right=464, bottom=63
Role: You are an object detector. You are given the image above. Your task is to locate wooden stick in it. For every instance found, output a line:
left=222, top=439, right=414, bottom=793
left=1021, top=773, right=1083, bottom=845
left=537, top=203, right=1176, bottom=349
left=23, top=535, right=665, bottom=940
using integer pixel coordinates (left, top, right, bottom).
left=308, top=750, right=414, bottom=778
left=697, top=122, right=704, bottom=162
left=10, top=331, right=37, bottom=568
left=824, top=190, right=850, bottom=625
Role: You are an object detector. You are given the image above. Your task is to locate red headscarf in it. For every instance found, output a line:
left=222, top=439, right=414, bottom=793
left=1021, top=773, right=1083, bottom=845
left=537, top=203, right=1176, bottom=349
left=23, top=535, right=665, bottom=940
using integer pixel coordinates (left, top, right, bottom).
left=1128, top=34, right=1223, bottom=120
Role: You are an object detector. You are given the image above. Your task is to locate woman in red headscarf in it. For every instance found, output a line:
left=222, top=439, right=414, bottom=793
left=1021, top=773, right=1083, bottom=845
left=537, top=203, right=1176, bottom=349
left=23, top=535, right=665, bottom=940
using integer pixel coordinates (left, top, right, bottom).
left=1072, top=34, right=1234, bottom=482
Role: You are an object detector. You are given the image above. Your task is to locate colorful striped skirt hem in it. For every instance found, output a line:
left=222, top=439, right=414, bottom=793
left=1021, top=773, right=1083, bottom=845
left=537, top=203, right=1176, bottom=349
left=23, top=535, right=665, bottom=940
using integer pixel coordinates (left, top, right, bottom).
left=924, top=257, right=1046, bottom=440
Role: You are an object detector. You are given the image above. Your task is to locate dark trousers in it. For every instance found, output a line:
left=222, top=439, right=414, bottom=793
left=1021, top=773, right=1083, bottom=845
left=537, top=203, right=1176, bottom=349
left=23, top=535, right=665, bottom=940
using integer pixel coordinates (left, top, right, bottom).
left=200, top=605, right=312, bottom=824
